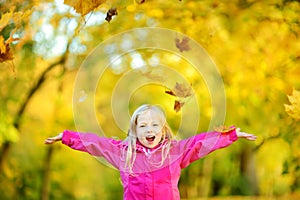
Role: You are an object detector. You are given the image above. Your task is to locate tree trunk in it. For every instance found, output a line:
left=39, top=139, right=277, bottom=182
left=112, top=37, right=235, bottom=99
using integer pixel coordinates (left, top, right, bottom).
left=0, top=141, right=11, bottom=173
left=0, top=57, right=66, bottom=175
left=40, top=146, right=54, bottom=200
left=240, top=145, right=259, bottom=195
left=198, top=157, right=214, bottom=197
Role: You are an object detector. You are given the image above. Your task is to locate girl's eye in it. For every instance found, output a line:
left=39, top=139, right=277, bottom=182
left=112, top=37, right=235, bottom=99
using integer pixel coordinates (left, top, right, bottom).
left=153, top=124, right=159, bottom=127
left=139, top=125, right=145, bottom=128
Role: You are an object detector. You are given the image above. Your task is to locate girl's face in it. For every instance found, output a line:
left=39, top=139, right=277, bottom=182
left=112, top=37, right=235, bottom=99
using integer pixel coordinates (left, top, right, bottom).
left=136, top=109, right=164, bottom=148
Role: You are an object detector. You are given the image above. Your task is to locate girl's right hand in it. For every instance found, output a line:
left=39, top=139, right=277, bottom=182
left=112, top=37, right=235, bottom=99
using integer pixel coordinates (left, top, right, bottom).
left=44, top=133, right=63, bottom=144
left=236, top=128, right=257, bottom=141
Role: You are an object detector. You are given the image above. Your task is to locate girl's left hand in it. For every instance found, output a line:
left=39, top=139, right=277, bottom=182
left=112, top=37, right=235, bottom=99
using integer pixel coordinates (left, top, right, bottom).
left=236, top=128, right=257, bottom=141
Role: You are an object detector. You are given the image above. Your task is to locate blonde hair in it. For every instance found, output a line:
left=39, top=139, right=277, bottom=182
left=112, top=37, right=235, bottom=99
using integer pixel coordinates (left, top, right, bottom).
left=124, top=104, right=174, bottom=173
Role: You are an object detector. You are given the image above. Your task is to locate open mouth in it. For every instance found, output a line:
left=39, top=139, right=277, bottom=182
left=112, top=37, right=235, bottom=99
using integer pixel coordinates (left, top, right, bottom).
left=146, top=135, right=156, bottom=142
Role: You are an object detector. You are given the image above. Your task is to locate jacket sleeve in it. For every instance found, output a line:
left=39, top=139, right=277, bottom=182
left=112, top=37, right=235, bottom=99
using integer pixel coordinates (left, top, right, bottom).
left=179, top=127, right=238, bottom=168
left=61, top=130, right=122, bottom=169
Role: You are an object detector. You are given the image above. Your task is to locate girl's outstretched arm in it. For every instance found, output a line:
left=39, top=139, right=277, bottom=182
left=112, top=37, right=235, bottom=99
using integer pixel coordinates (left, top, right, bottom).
left=179, top=127, right=256, bottom=168
left=44, top=131, right=123, bottom=169
left=236, top=128, right=257, bottom=141
left=44, top=133, right=63, bottom=144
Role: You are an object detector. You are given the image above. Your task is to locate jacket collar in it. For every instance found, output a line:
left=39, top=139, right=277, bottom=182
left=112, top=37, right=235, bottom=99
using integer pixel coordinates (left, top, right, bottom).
left=120, top=139, right=168, bottom=154
left=135, top=140, right=167, bottom=153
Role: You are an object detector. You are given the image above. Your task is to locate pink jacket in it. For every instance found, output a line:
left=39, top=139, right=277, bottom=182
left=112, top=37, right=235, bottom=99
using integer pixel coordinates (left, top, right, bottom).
left=62, top=128, right=238, bottom=200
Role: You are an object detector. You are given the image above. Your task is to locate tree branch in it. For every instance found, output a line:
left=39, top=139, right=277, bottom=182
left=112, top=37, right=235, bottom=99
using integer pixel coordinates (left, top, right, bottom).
left=254, top=133, right=282, bottom=152
left=0, top=54, right=67, bottom=172
left=13, top=56, right=66, bottom=129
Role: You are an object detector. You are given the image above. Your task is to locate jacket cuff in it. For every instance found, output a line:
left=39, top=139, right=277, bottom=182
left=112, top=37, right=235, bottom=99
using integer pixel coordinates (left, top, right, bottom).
left=229, top=128, right=238, bottom=141
left=215, top=125, right=238, bottom=141
left=62, top=130, right=79, bottom=145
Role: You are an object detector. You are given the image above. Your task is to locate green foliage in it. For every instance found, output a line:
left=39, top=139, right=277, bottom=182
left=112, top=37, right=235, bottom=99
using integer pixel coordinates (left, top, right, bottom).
left=0, top=113, right=18, bottom=144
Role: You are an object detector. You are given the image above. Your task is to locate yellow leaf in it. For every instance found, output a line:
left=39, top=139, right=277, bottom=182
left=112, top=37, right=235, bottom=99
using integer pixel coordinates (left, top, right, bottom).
left=64, top=0, right=105, bottom=16
left=0, top=11, right=13, bottom=32
left=284, top=89, right=300, bottom=120
left=0, top=38, right=13, bottom=63
left=64, top=0, right=78, bottom=8
left=12, top=10, right=33, bottom=28
left=0, top=35, right=6, bottom=54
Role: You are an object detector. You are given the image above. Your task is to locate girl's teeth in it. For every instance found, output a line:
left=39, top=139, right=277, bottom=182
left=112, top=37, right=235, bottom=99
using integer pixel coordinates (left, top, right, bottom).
left=146, top=136, right=155, bottom=142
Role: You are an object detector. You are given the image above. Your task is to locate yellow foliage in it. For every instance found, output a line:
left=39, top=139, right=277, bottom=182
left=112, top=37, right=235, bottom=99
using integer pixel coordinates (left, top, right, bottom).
left=0, top=8, right=32, bottom=33
left=0, top=8, right=32, bottom=63
left=0, top=36, right=6, bottom=53
left=147, top=9, right=164, bottom=18
left=0, top=113, right=19, bottom=144
left=11, top=10, right=32, bottom=29
left=1, top=0, right=300, bottom=198
left=284, top=89, right=300, bottom=120
left=0, top=36, right=14, bottom=63
left=64, top=0, right=106, bottom=16
left=0, top=10, right=13, bottom=32
left=126, top=4, right=137, bottom=12
left=256, top=138, right=292, bottom=195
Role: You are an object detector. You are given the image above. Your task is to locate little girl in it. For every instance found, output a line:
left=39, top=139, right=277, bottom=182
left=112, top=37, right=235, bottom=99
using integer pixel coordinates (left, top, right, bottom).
left=45, top=104, right=256, bottom=200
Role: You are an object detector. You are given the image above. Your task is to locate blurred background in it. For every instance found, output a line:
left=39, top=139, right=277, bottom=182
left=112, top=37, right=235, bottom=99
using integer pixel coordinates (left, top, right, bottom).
left=1, top=0, right=300, bottom=199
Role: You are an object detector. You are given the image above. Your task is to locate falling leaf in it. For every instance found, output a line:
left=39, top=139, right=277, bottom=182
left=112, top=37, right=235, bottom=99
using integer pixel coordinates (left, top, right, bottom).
left=174, top=100, right=184, bottom=112
left=165, top=90, right=176, bottom=96
left=175, top=37, right=190, bottom=52
left=105, top=8, right=118, bottom=22
left=64, top=0, right=105, bottom=16
left=284, top=89, right=300, bottom=120
left=166, top=82, right=193, bottom=112
left=139, top=70, right=165, bottom=82
left=214, top=125, right=235, bottom=133
left=166, top=82, right=192, bottom=98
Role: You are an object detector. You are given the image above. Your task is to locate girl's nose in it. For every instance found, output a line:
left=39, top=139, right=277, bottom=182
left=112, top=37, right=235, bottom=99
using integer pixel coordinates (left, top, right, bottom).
left=146, top=127, right=153, bottom=133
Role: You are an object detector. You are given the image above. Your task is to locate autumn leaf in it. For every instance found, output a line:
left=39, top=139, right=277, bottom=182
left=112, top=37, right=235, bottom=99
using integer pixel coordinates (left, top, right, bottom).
left=166, top=82, right=193, bottom=112
left=175, top=37, right=190, bottom=52
left=284, top=89, right=300, bottom=120
left=139, top=69, right=165, bottom=82
left=0, top=10, right=13, bottom=32
left=165, top=82, right=193, bottom=98
left=12, top=10, right=33, bottom=29
left=0, top=36, right=6, bottom=53
left=0, top=44, right=14, bottom=62
left=105, top=8, right=118, bottom=23
left=165, top=90, right=176, bottom=96
left=64, top=0, right=105, bottom=16
left=174, top=100, right=184, bottom=112
left=0, top=8, right=30, bottom=64
left=0, top=36, right=14, bottom=63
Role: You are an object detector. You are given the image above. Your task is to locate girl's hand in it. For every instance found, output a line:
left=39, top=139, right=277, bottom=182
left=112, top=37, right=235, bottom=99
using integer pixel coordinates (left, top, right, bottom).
left=44, top=133, right=63, bottom=144
left=236, top=128, right=257, bottom=141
